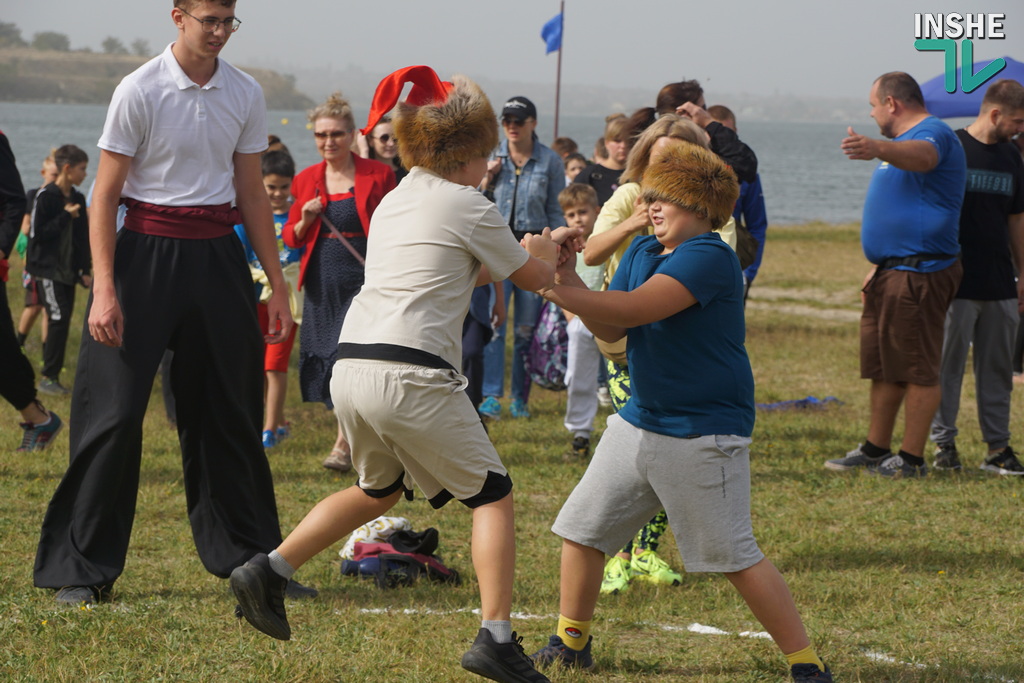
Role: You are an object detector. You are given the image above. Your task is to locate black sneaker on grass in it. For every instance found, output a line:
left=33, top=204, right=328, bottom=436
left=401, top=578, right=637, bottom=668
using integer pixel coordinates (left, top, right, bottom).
left=563, top=436, right=590, bottom=462
left=932, top=442, right=962, bottom=471
left=531, top=634, right=594, bottom=670
left=824, top=443, right=888, bottom=471
left=55, top=585, right=109, bottom=605
left=230, top=553, right=291, bottom=640
left=792, top=662, right=833, bottom=682
left=868, top=453, right=927, bottom=478
left=460, top=628, right=550, bottom=682
left=981, top=446, right=1024, bottom=476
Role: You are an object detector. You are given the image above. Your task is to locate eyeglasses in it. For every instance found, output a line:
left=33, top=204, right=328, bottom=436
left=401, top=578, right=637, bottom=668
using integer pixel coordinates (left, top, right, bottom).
left=179, top=9, right=242, bottom=33
left=313, top=130, right=349, bottom=140
left=374, top=134, right=397, bottom=144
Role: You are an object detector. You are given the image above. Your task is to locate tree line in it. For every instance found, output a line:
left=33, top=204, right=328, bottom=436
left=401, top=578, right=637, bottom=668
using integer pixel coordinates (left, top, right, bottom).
left=0, top=22, right=151, bottom=57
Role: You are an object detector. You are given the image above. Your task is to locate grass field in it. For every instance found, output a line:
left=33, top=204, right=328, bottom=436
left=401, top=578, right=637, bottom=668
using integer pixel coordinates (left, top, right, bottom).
left=2, top=222, right=1023, bottom=682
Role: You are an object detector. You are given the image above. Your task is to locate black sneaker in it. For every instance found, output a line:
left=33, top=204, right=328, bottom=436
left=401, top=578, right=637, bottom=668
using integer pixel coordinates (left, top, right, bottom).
left=55, top=585, right=109, bottom=605
left=285, top=578, right=318, bottom=599
left=230, top=553, right=291, bottom=640
left=531, top=634, right=594, bottom=670
left=792, top=662, right=833, bottom=682
left=981, top=446, right=1024, bottom=476
left=824, top=443, right=888, bottom=471
left=932, top=442, right=962, bottom=471
left=460, top=628, right=550, bottom=683
left=563, top=436, right=590, bottom=462
left=868, top=453, right=928, bottom=478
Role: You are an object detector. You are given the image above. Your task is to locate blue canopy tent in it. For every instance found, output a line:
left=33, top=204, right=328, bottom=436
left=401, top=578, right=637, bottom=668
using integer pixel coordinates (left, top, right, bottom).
left=921, top=55, right=1024, bottom=118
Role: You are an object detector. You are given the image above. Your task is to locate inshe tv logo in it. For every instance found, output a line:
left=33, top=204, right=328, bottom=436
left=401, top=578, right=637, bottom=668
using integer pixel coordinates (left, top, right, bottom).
left=914, top=13, right=1007, bottom=93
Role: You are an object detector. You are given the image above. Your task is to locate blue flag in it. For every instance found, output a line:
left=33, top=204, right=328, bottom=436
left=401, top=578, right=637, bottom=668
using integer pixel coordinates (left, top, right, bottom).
left=541, top=13, right=562, bottom=54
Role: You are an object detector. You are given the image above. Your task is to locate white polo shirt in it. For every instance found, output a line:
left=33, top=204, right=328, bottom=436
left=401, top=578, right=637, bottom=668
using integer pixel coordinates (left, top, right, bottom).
left=98, top=43, right=267, bottom=206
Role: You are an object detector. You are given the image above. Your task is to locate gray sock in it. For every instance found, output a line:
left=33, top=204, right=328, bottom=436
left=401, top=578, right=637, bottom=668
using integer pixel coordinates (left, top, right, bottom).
left=482, top=620, right=512, bottom=644
left=267, top=550, right=296, bottom=580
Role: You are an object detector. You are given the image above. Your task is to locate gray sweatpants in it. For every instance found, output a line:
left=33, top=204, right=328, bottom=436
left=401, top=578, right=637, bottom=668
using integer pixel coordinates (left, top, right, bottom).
left=930, top=298, right=1018, bottom=451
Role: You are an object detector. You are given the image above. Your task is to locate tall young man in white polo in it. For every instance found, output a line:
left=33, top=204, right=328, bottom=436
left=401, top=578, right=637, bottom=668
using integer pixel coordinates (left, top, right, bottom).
left=34, top=0, right=303, bottom=604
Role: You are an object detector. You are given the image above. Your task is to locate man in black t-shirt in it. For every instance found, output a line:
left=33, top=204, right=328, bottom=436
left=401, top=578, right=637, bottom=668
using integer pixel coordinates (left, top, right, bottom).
left=930, top=79, right=1024, bottom=475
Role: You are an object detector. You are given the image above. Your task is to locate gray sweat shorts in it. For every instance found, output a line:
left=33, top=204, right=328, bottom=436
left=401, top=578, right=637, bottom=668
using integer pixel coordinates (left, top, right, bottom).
left=551, top=414, right=764, bottom=573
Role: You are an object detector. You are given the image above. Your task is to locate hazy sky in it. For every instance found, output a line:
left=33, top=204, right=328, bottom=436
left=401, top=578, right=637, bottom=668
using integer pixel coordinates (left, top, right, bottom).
left=5, top=0, right=1018, bottom=99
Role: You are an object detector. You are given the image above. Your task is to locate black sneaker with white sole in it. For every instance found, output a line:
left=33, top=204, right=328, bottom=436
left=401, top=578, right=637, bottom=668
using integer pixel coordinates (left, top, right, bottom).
left=981, top=446, right=1024, bottom=476
left=230, top=553, right=291, bottom=640
left=932, top=442, right=962, bottom=471
left=461, top=628, right=550, bottom=683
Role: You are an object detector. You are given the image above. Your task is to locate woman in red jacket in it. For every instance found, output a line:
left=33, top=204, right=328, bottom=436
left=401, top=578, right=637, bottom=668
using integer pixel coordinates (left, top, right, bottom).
left=283, top=92, right=396, bottom=472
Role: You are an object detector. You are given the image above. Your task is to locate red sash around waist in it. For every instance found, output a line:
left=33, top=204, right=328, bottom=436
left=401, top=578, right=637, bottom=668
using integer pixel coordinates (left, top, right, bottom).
left=123, top=199, right=240, bottom=239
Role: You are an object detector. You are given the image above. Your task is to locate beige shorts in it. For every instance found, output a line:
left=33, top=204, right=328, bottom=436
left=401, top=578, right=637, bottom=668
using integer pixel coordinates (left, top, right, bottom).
left=330, top=359, right=511, bottom=508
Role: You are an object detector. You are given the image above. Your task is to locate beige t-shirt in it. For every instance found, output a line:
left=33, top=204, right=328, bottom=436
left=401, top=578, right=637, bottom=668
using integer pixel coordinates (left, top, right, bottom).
left=339, top=166, right=529, bottom=370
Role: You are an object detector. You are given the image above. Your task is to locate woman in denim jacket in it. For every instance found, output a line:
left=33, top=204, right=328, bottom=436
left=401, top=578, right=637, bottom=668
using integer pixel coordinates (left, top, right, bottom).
left=478, top=96, right=565, bottom=419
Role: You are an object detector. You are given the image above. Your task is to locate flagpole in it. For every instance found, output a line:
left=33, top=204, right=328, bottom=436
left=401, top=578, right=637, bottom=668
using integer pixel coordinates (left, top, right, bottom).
left=553, top=0, right=564, bottom=139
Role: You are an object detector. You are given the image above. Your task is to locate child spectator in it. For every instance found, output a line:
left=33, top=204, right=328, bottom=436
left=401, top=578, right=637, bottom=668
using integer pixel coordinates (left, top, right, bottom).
left=233, top=150, right=303, bottom=448
left=25, top=144, right=92, bottom=395
left=230, top=66, right=575, bottom=683
left=531, top=142, right=831, bottom=682
left=552, top=136, right=579, bottom=159
left=558, top=184, right=602, bottom=460
left=16, top=152, right=58, bottom=347
left=563, top=152, right=587, bottom=185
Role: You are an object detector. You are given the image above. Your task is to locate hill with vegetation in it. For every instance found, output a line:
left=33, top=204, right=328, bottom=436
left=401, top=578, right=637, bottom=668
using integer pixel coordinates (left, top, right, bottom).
left=0, top=47, right=314, bottom=110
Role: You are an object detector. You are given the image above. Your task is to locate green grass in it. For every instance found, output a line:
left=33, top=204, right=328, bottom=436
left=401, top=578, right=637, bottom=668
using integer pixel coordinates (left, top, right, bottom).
left=3, top=223, right=1024, bottom=682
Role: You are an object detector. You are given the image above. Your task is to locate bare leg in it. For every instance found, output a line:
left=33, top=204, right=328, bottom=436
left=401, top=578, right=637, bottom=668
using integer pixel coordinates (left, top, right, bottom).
left=264, top=370, right=287, bottom=433
left=472, top=494, right=517, bottom=622
left=559, top=539, right=606, bottom=621
left=17, top=305, right=42, bottom=337
left=899, top=383, right=941, bottom=457
left=333, top=417, right=349, bottom=452
left=277, top=486, right=402, bottom=569
left=867, top=379, right=906, bottom=450
left=724, top=557, right=810, bottom=655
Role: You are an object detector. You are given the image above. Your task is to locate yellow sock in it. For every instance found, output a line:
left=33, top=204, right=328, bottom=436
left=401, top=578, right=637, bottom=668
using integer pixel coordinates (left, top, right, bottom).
left=556, top=615, right=591, bottom=652
left=784, top=645, right=824, bottom=671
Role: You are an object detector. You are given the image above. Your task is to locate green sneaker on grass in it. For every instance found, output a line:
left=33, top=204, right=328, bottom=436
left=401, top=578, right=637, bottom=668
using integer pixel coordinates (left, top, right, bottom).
left=599, top=555, right=631, bottom=594
left=630, top=549, right=682, bottom=586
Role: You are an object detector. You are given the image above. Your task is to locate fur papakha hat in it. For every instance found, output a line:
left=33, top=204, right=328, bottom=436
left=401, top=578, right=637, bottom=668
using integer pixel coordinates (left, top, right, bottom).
left=391, top=74, right=498, bottom=176
left=640, top=142, right=739, bottom=231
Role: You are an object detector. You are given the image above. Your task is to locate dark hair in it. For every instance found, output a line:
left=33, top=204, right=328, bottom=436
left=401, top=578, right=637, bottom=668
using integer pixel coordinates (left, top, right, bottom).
left=54, top=144, right=88, bottom=171
left=874, top=72, right=925, bottom=109
left=261, top=150, right=295, bottom=179
left=627, top=107, right=657, bottom=138
left=175, top=0, right=235, bottom=9
left=563, top=152, right=587, bottom=170
left=552, top=137, right=579, bottom=157
left=982, top=79, right=1024, bottom=112
left=655, top=79, right=703, bottom=115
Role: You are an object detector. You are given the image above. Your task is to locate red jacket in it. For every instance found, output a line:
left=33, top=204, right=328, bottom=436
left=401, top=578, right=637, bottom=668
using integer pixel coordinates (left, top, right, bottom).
left=283, top=154, right=396, bottom=290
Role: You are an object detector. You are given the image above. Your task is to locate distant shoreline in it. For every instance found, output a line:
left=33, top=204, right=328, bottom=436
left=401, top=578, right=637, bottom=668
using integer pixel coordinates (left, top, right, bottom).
left=0, top=47, right=313, bottom=110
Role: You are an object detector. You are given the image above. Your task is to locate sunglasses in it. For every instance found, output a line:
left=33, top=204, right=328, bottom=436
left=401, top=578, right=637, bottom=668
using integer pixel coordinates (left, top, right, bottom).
left=501, top=116, right=527, bottom=126
left=314, top=130, right=348, bottom=140
left=374, top=134, right=397, bottom=144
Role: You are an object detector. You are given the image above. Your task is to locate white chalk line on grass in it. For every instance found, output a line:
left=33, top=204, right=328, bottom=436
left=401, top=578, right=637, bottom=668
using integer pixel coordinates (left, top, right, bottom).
left=354, top=607, right=1017, bottom=681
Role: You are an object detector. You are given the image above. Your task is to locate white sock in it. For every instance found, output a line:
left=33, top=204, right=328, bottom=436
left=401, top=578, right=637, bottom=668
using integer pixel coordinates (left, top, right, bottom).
left=267, top=550, right=296, bottom=580
left=482, top=620, right=512, bottom=644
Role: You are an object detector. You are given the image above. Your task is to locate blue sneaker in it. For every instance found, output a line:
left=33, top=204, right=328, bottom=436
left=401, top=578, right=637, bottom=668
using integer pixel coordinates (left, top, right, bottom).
left=791, top=663, right=833, bottom=682
left=18, top=411, right=63, bottom=452
left=262, top=430, right=277, bottom=448
left=510, top=398, right=531, bottom=419
left=478, top=396, right=502, bottom=419
left=276, top=423, right=291, bottom=442
left=531, top=634, right=594, bottom=671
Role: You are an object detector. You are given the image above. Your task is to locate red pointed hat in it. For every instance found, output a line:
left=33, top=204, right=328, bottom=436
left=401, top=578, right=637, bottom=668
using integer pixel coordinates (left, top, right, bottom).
left=361, top=66, right=454, bottom=136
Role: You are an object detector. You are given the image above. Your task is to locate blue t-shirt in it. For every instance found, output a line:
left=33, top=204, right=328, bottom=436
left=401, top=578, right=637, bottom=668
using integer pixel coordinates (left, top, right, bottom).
left=610, top=233, right=755, bottom=438
left=233, top=210, right=303, bottom=269
left=861, top=116, right=966, bottom=273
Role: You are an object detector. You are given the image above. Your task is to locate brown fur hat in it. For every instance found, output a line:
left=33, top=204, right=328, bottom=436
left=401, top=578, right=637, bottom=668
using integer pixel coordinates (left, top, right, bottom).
left=641, top=141, right=738, bottom=230
left=394, top=75, right=499, bottom=176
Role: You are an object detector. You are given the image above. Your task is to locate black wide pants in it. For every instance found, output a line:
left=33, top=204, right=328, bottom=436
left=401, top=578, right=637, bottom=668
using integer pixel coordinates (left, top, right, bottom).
left=34, top=228, right=283, bottom=590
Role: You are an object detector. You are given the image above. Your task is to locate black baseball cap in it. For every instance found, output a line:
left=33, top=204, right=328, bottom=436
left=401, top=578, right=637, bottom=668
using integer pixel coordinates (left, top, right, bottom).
left=501, top=96, right=537, bottom=122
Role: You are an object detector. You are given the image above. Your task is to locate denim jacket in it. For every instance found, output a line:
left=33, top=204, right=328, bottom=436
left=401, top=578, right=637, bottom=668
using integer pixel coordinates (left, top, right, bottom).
left=490, top=134, right=565, bottom=238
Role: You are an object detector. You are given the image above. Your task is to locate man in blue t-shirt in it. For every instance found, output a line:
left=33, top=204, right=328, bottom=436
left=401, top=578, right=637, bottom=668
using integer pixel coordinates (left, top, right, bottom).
left=827, top=72, right=966, bottom=478
left=929, top=80, right=1024, bottom=476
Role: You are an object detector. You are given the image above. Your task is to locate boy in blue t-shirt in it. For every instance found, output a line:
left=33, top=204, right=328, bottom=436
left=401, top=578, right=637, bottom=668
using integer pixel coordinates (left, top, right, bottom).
left=233, top=150, right=303, bottom=448
left=531, top=142, right=831, bottom=682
